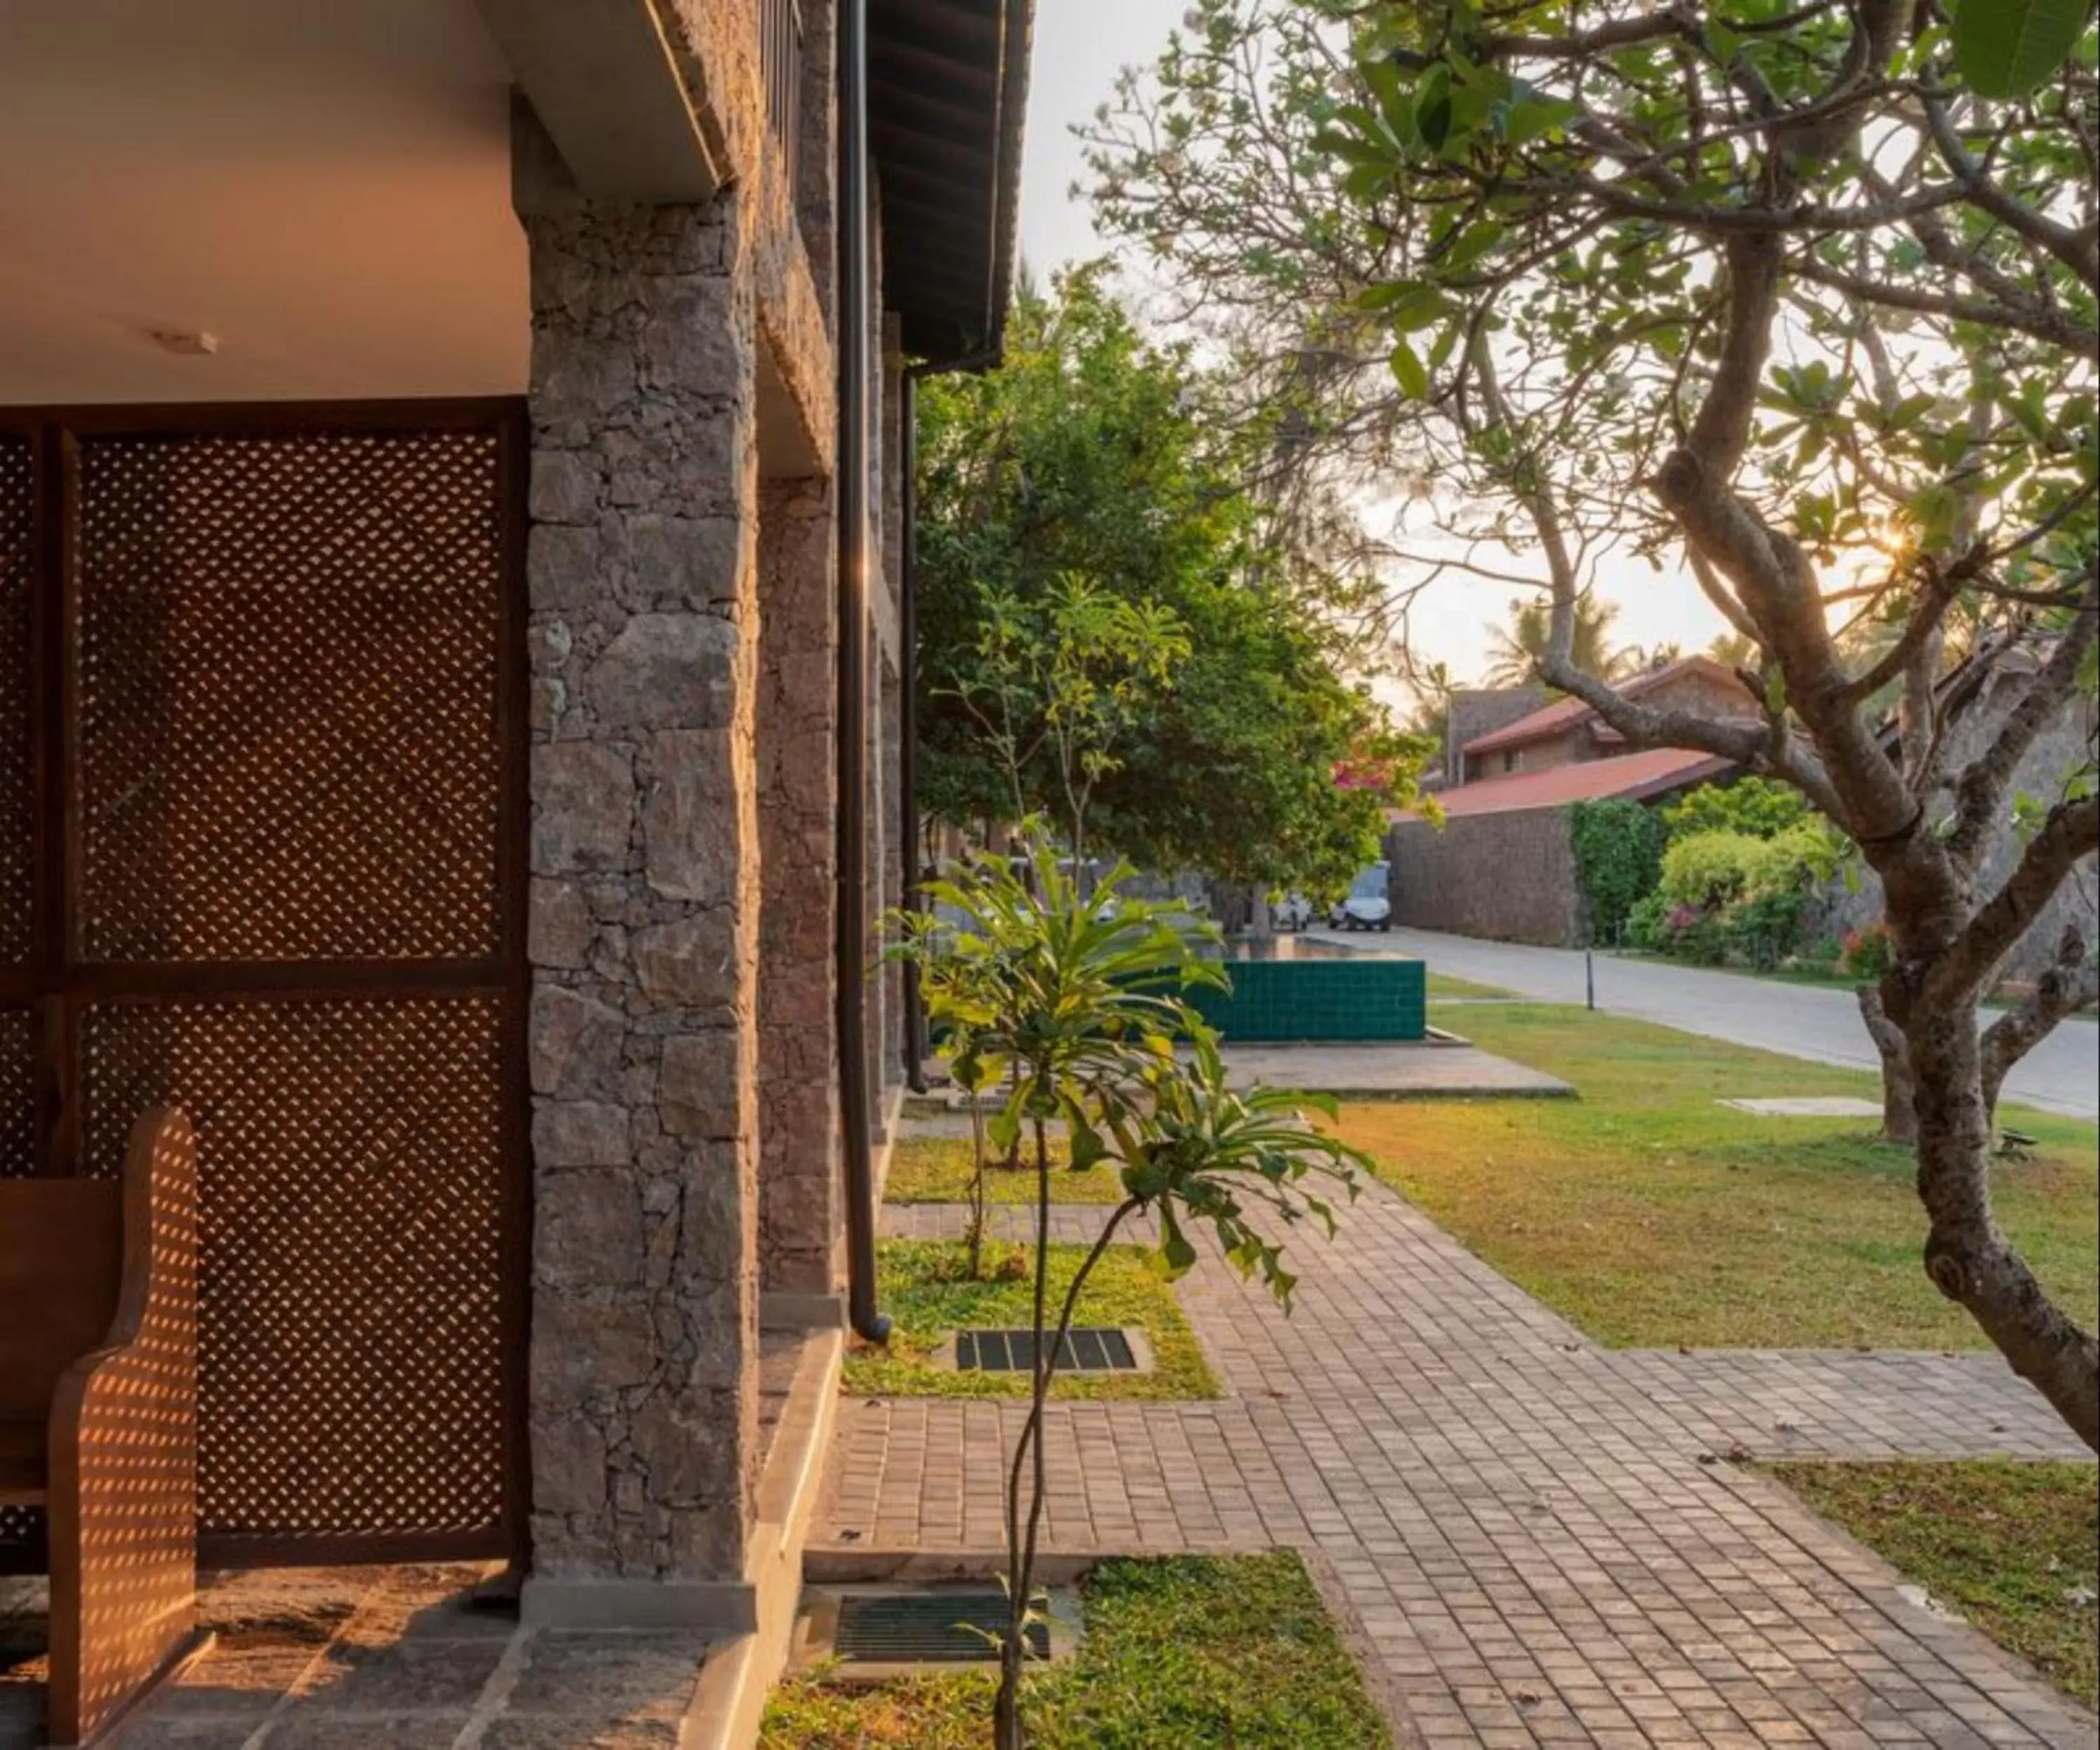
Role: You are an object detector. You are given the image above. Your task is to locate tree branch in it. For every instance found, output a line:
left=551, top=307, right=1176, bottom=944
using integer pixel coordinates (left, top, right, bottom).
left=1940, top=794, right=2100, bottom=1000
left=1981, top=924, right=2099, bottom=1115
left=1839, top=553, right=1972, bottom=704
left=1919, top=90, right=2099, bottom=290
left=1790, top=258, right=2096, bottom=351
left=1945, top=577, right=2100, bottom=869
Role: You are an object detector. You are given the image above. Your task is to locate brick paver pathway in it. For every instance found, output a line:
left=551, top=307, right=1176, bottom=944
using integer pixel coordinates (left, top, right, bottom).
left=818, top=1188, right=2097, bottom=1747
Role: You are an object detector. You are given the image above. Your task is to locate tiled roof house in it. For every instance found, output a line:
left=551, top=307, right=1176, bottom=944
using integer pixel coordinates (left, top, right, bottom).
left=1388, top=658, right=1756, bottom=941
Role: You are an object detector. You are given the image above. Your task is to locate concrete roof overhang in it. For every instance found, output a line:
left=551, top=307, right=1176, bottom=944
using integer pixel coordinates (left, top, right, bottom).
left=869, top=0, right=1032, bottom=367
left=0, top=0, right=1032, bottom=402
left=0, top=0, right=528, bottom=404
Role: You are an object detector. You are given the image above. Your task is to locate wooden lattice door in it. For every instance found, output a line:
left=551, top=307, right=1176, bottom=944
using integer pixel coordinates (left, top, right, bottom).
left=0, top=402, right=529, bottom=1569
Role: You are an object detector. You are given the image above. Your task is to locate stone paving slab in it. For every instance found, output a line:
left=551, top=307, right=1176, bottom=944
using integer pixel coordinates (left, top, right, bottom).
left=1221, top=1041, right=1574, bottom=1100
left=1, top=1566, right=715, bottom=1750
left=1721, top=1098, right=1886, bottom=1118
left=824, top=1189, right=2098, bottom=1747
left=906, top=1035, right=1576, bottom=1111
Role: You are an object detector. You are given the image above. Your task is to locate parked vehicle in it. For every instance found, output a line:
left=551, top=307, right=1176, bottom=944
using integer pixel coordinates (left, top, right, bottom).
left=1274, top=891, right=1316, bottom=932
left=1329, top=861, right=1392, bottom=931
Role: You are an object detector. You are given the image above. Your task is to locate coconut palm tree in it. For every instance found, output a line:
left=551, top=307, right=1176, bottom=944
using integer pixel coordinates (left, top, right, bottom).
left=1481, top=594, right=1634, bottom=687
left=1707, top=630, right=1758, bottom=668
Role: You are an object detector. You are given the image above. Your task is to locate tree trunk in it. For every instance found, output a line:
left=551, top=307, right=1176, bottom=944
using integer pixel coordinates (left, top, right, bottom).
left=1857, top=985, right=1917, bottom=1143
left=966, top=1092, right=988, bottom=1280
left=993, top=1638, right=1025, bottom=1749
left=1907, top=1007, right=2100, bottom=1450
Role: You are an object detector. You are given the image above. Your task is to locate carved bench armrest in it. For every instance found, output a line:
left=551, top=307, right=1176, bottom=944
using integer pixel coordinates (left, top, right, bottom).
left=46, top=1108, right=201, bottom=1747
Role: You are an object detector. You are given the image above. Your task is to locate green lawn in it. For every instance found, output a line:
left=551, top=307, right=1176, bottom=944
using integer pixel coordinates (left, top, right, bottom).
left=762, top=1553, right=1392, bottom=1749
left=1424, top=970, right=1516, bottom=999
left=883, top=1134, right=1124, bottom=1205
left=1336, top=1004, right=2099, bottom=1350
left=1766, top=1460, right=2099, bottom=1707
left=843, top=1239, right=1217, bottom=1401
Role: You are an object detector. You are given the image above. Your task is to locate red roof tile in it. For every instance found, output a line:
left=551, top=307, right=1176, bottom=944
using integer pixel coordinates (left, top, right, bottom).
left=1461, top=657, right=1746, bottom=756
left=1403, top=747, right=1732, bottom=819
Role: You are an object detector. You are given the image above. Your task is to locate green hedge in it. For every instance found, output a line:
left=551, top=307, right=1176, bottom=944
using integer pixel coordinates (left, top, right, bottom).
left=1568, top=798, right=1662, bottom=945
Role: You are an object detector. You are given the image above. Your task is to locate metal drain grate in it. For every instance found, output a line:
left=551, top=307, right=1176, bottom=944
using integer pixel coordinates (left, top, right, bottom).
left=954, top=1327, right=1137, bottom=1373
left=834, top=1592, right=1049, bottom=1664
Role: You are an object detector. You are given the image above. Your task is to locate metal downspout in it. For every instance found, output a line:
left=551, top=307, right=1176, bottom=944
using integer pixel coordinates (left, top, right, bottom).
left=836, top=0, right=888, bottom=1343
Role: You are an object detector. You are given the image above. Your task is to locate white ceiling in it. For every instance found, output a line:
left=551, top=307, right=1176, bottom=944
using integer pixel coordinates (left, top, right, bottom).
left=0, top=0, right=528, bottom=404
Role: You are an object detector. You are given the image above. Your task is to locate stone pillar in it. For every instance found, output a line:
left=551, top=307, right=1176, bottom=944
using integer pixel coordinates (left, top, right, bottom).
left=756, top=466, right=841, bottom=1297
left=517, top=107, right=763, bottom=1618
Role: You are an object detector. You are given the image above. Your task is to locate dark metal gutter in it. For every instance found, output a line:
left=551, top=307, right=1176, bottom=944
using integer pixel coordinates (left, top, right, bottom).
left=983, top=0, right=1032, bottom=356
left=836, top=0, right=889, bottom=1345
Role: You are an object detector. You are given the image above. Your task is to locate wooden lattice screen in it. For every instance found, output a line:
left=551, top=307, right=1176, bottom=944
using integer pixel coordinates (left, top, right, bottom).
left=0, top=402, right=528, bottom=1569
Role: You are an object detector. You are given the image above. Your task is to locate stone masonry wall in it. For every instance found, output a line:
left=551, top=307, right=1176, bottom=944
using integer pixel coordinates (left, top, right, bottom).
left=757, top=475, right=841, bottom=1293
left=1387, top=809, right=1585, bottom=945
left=519, top=111, right=763, bottom=1586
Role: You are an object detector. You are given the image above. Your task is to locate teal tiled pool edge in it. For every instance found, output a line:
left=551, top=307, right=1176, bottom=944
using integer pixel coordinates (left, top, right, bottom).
left=1189, top=958, right=1426, bottom=1042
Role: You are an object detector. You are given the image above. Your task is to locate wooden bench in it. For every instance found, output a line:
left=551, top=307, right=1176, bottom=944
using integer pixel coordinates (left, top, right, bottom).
left=0, top=1109, right=202, bottom=1746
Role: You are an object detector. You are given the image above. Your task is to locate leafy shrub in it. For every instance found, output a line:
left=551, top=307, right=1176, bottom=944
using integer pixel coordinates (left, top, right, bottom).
left=1659, top=776, right=1812, bottom=842
left=1667, top=906, right=1729, bottom=965
left=1747, top=820, right=1850, bottom=893
left=1661, top=822, right=1844, bottom=911
left=1659, top=830, right=1768, bottom=908
left=1792, top=935, right=1845, bottom=977
left=1625, top=891, right=1672, bottom=952
left=1842, top=920, right=1895, bottom=981
left=1568, top=797, right=1662, bottom=944
left=1726, top=888, right=1807, bottom=970
left=1650, top=822, right=1847, bottom=967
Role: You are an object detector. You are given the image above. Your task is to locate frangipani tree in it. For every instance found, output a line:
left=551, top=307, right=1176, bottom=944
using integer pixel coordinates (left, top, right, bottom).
left=888, top=837, right=1368, bottom=1748
left=1090, top=0, right=2097, bottom=1445
left=1314, top=0, right=2099, bottom=1444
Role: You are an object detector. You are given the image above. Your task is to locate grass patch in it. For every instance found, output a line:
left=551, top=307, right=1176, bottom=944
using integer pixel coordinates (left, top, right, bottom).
left=843, top=1239, right=1218, bottom=1401
left=883, top=1134, right=1125, bottom=1205
left=1424, top=970, right=1515, bottom=999
left=762, top=1551, right=1391, bottom=1749
left=1765, top=1460, right=2098, bottom=1707
left=1335, top=1004, right=2098, bottom=1350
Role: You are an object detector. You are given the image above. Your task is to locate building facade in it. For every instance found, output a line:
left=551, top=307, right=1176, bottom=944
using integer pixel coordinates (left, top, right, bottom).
left=0, top=0, right=1027, bottom=1716
left=1388, top=662, right=1751, bottom=943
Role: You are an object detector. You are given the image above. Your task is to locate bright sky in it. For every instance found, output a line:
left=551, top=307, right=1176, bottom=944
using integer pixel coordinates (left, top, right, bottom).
left=1015, top=4, right=1730, bottom=695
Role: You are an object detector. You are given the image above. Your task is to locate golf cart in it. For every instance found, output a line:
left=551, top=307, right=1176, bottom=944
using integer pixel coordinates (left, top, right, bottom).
left=1329, top=860, right=1392, bottom=931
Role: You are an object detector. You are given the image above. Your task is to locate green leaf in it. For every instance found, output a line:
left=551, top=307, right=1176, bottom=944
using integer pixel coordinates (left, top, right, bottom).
left=1502, top=93, right=1580, bottom=146
left=1068, top=1114, right=1110, bottom=1171
left=1442, top=220, right=1506, bottom=272
left=1391, top=285, right=1455, bottom=332
left=1343, top=160, right=1394, bottom=202
left=1952, top=0, right=2094, bottom=96
left=1390, top=338, right=1430, bottom=399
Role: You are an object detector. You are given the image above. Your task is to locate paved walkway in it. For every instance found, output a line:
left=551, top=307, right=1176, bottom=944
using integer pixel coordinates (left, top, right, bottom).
left=1, top=1564, right=716, bottom=1750
left=1354, top=927, right=2100, bottom=1121
left=819, top=1189, right=2096, bottom=1747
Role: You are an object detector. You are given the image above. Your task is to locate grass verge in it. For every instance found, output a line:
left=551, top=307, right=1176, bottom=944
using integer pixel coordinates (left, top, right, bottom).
left=842, top=1238, right=1217, bottom=1401
left=762, top=1552, right=1392, bottom=1749
left=1424, top=970, right=1516, bottom=999
left=1335, top=1004, right=2097, bottom=1350
left=1765, top=1460, right=2098, bottom=1708
left=883, top=1134, right=1125, bottom=1205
